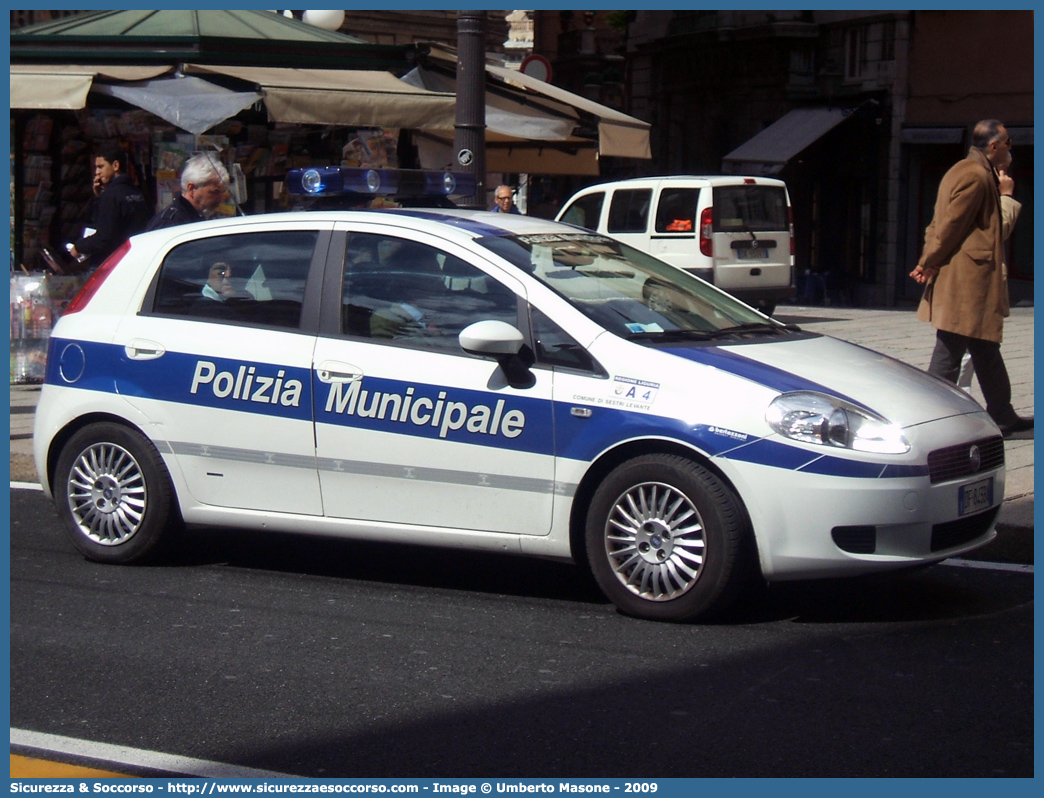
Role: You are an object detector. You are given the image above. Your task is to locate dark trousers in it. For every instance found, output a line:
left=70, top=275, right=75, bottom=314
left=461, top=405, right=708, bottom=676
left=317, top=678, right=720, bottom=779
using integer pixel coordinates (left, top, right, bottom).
left=928, top=329, right=1016, bottom=423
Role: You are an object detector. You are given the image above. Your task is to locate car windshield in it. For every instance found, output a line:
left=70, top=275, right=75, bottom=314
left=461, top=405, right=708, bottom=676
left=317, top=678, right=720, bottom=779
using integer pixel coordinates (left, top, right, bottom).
left=476, top=232, right=782, bottom=340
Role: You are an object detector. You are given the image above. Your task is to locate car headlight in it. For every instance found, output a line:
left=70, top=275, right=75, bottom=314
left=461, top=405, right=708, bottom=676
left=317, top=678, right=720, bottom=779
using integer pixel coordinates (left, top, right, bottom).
left=765, top=391, right=910, bottom=454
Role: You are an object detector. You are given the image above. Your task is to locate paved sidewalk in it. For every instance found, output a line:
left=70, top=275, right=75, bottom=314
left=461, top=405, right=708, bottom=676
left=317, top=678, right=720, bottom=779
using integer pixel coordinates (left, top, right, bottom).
left=9, top=304, right=1033, bottom=539
left=10, top=382, right=39, bottom=485
left=775, top=304, right=1034, bottom=543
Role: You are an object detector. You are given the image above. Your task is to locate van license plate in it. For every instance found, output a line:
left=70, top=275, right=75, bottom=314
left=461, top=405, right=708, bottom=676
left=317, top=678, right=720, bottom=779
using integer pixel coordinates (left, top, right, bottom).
left=958, top=477, right=993, bottom=516
left=737, top=247, right=768, bottom=259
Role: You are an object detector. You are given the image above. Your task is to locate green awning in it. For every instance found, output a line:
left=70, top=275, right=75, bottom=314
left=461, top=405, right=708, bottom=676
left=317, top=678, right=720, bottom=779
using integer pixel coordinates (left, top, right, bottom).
left=11, top=10, right=414, bottom=71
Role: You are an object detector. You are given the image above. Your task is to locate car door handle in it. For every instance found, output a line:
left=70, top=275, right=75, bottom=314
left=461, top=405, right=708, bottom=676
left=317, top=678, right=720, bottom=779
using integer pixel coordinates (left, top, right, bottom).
left=124, top=339, right=166, bottom=360
left=316, top=362, right=363, bottom=383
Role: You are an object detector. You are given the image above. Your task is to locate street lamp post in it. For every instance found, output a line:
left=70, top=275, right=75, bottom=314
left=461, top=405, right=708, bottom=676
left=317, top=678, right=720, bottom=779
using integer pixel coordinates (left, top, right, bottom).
left=454, top=10, right=487, bottom=209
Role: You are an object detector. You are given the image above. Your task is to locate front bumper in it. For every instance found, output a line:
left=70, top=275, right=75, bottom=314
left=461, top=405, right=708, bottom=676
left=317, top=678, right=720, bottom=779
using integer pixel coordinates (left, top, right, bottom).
left=717, top=413, right=1004, bottom=580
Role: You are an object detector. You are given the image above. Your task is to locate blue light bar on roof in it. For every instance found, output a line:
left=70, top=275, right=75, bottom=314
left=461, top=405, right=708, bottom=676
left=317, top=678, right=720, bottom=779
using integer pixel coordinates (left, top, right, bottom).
left=286, top=167, right=476, bottom=197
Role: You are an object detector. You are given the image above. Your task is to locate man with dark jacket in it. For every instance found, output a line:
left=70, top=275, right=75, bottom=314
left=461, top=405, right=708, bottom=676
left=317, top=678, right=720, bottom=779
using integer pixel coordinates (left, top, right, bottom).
left=145, top=153, right=230, bottom=231
left=68, top=145, right=150, bottom=268
left=909, top=119, right=1031, bottom=436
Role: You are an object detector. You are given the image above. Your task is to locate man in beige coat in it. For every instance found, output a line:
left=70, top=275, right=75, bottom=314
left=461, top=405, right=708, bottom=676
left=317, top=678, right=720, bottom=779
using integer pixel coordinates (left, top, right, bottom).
left=910, top=119, right=1031, bottom=436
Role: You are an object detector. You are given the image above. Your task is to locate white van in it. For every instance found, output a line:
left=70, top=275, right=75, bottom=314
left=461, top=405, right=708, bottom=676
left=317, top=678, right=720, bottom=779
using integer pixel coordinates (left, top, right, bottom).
left=556, top=176, right=795, bottom=314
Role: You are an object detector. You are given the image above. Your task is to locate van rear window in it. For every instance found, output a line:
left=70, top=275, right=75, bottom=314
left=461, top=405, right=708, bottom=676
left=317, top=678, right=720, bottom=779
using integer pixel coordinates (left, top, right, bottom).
left=713, top=186, right=788, bottom=232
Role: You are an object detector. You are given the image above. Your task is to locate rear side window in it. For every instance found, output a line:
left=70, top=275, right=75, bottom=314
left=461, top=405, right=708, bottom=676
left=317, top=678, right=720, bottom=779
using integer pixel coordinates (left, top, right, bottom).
left=713, top=186, right=789, bottom=232
left=152, top=230, right=318, bottom=329
left=607, top=189, right=652, bottom=234
left=654, top=187, right=700, bottom=233
left=560, top=192, right=605, bottom=231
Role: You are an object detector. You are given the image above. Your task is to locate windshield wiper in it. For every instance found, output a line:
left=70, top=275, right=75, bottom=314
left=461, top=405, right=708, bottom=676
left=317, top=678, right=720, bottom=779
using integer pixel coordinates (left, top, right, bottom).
left=626, top=322, right=801, bottom=343
left=702, top=322, right=801, bottom=338
left=626, top=329, right=716, bottom=341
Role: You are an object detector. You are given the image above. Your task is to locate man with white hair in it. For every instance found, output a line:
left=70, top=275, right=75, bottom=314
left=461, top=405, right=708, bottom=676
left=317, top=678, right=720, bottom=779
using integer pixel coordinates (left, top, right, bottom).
left=491, top=184, right=520, bottom=214
left=145, top=152, right=230, bottom=231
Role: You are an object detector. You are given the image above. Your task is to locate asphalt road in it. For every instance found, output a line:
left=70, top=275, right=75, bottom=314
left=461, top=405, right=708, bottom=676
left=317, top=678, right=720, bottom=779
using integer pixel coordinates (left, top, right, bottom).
left=11, top=488, right=1033, bottom=778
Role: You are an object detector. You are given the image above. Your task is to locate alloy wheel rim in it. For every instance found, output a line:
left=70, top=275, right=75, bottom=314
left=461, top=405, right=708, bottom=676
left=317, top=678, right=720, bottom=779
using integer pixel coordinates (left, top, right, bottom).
left=605, top=481, right=705, bottom=601
left=67, top=442, right=147, bottom=546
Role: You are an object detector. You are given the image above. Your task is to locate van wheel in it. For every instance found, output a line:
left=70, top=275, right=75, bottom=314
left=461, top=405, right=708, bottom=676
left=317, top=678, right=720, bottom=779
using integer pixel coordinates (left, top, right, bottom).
left=761, top=303, right=776, bottom=317
left=586, top=454, right=751, bottom=622
left=54, top=422, right=181, bottom=564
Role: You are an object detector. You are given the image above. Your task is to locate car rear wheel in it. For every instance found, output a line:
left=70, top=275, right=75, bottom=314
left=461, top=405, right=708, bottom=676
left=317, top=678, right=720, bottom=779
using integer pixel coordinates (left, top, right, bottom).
left=586, top=454, right=752, bottom=621
left=54, top=422, right=181, bottom=564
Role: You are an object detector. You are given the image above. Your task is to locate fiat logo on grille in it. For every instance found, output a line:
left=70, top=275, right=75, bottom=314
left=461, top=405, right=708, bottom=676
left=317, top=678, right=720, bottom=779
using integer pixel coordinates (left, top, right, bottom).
left=968, top=444, right=982, bottom=473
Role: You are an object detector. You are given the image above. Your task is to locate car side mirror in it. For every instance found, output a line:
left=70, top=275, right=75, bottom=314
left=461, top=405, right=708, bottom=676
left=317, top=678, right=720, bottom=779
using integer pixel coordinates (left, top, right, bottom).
left=459, top=320, right=535, bottom=388
left=459, top=320, right=524, bottom=356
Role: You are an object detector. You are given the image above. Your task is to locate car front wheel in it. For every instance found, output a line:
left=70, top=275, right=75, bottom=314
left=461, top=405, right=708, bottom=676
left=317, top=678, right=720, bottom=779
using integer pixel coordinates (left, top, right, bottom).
left=586, top=454, right=752, bottom=621
left=54, top=422, right=181, bottom=564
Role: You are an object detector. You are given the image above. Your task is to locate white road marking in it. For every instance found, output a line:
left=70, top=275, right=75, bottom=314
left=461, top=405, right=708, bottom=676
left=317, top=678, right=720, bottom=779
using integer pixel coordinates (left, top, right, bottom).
left=941, top=558, right=1033, bottom=574
left=10, top=728, right=298, bottom=779
left=11, top=481, right=43, bottom=491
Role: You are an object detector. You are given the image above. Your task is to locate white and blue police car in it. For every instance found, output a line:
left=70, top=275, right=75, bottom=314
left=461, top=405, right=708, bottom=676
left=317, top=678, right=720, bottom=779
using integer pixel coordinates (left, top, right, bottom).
left=34, top=167, right=1005, bottom=622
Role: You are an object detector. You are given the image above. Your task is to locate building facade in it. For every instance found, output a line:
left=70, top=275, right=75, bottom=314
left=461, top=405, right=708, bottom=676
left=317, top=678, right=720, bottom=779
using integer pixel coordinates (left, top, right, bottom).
left=14, top=11, right=1031, bottom=307
left=535, top=10, right=1032, bottom=307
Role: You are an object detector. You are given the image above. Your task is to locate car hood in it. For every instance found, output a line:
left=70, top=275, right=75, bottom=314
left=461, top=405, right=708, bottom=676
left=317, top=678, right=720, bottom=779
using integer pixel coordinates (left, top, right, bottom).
left=662, top=333, right=984, bottom=428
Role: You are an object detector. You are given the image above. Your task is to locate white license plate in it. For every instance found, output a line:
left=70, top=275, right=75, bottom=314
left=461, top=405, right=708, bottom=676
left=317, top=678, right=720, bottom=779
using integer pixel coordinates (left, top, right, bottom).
left=958, top=477, right=993, bottom=516
left=737, top=247, right=768, bottom=259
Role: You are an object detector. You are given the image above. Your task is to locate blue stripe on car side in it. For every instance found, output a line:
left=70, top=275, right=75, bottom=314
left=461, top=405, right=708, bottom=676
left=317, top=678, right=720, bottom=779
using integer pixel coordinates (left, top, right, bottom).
left=315, top=373, right=554, bottom=454
left=553, top=405, right=747, bottom=462
left=47, top=337, right=928, bottom=481
left=47, top=338, right=314, bottom=422
left=716, top=437, right=825, bottom=471
left=799, top=456, right=885, bottom=479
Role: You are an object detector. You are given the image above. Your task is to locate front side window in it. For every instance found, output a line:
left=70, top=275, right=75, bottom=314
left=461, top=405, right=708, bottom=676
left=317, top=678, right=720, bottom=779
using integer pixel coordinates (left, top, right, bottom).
left=152, top=230, right=318, bottom=329
left=559, top=192, right=605, bottom=231
left=607, top=189, right=652, bottom=234
left=341, top=233, right=519, bottom=353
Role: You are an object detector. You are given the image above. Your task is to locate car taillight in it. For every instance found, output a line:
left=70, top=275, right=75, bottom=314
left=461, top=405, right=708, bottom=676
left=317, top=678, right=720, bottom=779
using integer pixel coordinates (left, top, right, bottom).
left=699, top=207, right=713, bottom=257
left=788, top=206, right=795, bottom=257
left=63, top=240, right=131, bottom=314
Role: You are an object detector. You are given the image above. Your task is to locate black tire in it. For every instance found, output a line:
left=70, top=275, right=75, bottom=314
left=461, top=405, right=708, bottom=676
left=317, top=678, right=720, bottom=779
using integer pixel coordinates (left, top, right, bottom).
left=585, top=454, right=752, bottom=622
left=53, top=422, right=182, bottom=564
left=761, top=303, right=776, bottom=317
